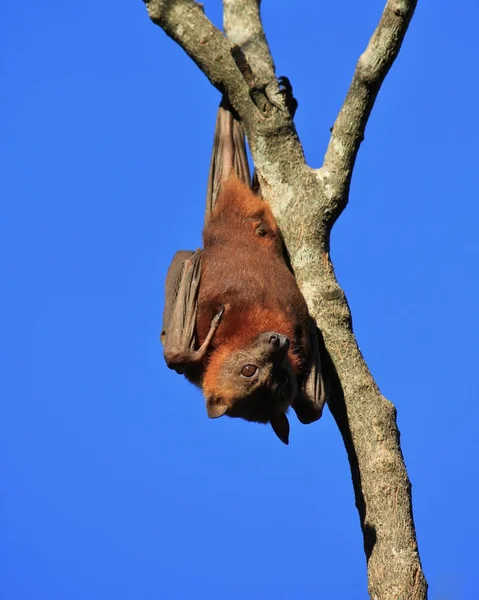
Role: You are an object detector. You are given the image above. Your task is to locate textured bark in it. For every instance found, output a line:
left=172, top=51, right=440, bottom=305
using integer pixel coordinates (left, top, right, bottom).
left=142, top=1, right=427, bottom=598
left=223, top=0, right=276, bottom=86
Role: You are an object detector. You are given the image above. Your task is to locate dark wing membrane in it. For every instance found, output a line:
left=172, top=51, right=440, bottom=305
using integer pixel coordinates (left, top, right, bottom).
left=205, top=98, right=251, bottom=225
left=292, top=318, right=326, bottom=424
left=161, top=250, right=202, bottom=374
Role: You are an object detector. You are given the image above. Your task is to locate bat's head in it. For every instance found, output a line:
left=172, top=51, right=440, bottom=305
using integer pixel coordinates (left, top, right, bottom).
left=202, top=332, right=297, bottom=444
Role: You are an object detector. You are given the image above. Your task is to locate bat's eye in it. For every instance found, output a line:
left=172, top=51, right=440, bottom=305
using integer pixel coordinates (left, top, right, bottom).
left=241, top=364, right=258, bottom=378
left=279, top=371, right=289, bottom=386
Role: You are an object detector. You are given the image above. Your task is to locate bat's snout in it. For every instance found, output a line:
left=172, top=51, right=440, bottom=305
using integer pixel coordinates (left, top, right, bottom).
left=268, top=333, right=290, bottom=351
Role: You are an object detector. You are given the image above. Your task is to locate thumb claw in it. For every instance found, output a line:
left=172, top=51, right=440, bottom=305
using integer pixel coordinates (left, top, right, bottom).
left=212, top=305, right=225, bottom=326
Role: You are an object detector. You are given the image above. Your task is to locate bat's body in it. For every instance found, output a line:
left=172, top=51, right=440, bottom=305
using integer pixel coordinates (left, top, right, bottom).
left=198, top=176, right=308, bottom=372
left=161, top=83, right=325, bottom=444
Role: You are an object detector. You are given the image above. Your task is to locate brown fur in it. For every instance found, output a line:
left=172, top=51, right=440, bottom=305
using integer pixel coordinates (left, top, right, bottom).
left=162, top=92, right=324, bottom=444
left=194, top=175, right=311, bottom=421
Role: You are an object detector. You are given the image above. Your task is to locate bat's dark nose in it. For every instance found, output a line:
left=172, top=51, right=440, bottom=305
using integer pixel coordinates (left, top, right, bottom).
left=268, top=333, right=290, bottom=351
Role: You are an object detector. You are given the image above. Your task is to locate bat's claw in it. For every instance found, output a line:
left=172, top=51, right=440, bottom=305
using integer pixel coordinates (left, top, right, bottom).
left=212, top=305, right=225, bottom=327
left=277, top=76, right=293, bottom=93
left=265, top=76, right=298, bottom=118
left=276, top=76, right=298, bottom=118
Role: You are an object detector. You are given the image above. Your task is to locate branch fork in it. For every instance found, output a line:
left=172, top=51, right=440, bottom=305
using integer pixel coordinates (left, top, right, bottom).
left=143, top=1, right=426, bottom=598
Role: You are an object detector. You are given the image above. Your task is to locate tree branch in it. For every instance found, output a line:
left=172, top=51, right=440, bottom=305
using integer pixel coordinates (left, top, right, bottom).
left=223, top=0, right=276, bottom=87
left=144, top=0, right=311, bottom=216
left=143, top=1, right=427, bottom=598
left=322, top=0, right=418, bottom=221
left=143, top=0, right=251, bottom=115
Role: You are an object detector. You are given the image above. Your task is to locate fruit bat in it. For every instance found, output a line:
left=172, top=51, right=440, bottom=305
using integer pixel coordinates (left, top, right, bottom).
left=161, top=80, right=325, bottom=444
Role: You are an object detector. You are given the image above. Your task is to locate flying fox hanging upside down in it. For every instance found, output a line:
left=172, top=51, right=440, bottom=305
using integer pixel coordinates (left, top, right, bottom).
left=161, top=79, right=325, bottom=444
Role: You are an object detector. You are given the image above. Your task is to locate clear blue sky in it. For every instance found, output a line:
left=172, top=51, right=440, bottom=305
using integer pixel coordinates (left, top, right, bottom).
left=2, top=1, right=478, bottom=598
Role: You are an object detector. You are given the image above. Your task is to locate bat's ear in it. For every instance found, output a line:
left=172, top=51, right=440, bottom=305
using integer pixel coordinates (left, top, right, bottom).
left=206, top=396, right=228, bottom=419
left=270, top=414, right=290, bottom=445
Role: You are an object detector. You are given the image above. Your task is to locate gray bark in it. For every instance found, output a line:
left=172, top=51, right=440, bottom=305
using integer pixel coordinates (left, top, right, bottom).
left=142, top=1, right=427, bottom=598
